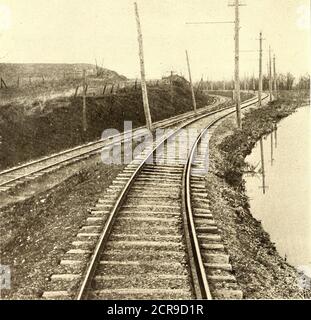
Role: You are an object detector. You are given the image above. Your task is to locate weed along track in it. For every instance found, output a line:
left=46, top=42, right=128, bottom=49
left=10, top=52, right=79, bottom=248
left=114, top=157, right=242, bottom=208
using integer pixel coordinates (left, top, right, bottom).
left=41, top=95, right=268, bottom=300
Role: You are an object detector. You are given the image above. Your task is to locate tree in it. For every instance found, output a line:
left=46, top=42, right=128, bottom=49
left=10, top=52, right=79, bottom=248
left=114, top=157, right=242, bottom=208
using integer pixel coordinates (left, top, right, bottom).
left=277, top=73, right=287, bottom=90
left=286, top=73, right=295, bottom=90
left=297, top=73, right=310, bottom=90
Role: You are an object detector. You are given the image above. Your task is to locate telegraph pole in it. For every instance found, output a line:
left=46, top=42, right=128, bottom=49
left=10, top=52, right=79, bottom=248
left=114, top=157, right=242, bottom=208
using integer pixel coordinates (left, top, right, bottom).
left=273, top=54, right=278, bottom=99
left=134, top=2, right=153, bottom=131
left=269, top=46, right=273, bottom=102
left=82, top=69, right=87, bottom=132
left=196, top=75, right=204, bottom=94
left=186, top=50, right=197, bottom=112
left=186, top=0, right=245, bottom=127
left=170, top=71, right=174, bottom=111
left=258, top=32, right=263, bottom=107
left=234, top=0, right=241, bottom=128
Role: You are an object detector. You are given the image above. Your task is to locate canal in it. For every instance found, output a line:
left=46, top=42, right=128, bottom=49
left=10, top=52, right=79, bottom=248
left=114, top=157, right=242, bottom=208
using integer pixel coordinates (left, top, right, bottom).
left=244, top=106, right=311, bottom=277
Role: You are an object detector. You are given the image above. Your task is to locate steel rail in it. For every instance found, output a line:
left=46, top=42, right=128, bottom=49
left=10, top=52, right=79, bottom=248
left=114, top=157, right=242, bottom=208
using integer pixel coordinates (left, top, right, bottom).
left=183, top=93, right=269, bottom=299
left=76, top=94, right=266, bottom=300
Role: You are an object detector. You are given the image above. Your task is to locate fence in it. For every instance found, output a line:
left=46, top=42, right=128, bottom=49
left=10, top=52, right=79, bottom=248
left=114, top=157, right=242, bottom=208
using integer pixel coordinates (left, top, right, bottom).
left=0, top=72, right=201, bottom=103
left=74, top=78, right=172, bottom=98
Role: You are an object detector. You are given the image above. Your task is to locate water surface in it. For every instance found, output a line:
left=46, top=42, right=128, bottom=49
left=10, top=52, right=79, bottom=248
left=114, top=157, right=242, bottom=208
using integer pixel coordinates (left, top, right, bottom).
left=245, top=106, right=311, bottom=276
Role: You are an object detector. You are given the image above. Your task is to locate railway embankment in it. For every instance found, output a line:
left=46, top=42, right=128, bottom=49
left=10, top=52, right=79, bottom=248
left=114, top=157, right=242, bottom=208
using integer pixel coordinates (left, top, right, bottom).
left=206, top=96, right=311, bottom=299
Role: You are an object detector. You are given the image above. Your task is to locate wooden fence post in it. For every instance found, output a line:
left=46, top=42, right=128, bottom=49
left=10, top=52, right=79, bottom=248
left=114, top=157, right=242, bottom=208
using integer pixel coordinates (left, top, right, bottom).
left=74, top=85, right=79, bottom=98
left=1, top=78, right=8, bottom=89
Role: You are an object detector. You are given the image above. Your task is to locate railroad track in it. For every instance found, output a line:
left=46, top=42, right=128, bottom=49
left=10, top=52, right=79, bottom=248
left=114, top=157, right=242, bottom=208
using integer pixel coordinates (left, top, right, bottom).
left=42, top=94, right=268, bottom=300
left=0, top=97, right=228, bottom=194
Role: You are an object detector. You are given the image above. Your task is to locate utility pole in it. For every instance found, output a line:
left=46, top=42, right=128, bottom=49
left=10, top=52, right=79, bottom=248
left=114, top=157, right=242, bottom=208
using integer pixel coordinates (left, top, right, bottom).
left=186, top=50, right=197, bottom=112
left=195, top=75, right=204, bottom=94
left=134, top=2, right=153, bottom=131
left=82, top=69, right=87, bottom=132
left=269, top=46, right=273, bottom=102
left=258, top=32, right=263, bottom=107
left=233, top=0, right=241, bottom=128
left=232, top=78, right=235, bottom=101
left=227, top=0, right=246, bottom=127
left=170, top=71, right=174, bottom=111
left=186, top=1, right=245, bottom=127
left=273, top=54, right=278, bottom=99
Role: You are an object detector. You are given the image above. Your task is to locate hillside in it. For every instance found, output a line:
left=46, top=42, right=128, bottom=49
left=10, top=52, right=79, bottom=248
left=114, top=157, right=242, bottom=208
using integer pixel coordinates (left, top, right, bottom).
left=0, top=77, right=214, bottom=170
left=0, top=63, right=128, bottom=108
left=0, top=63, right=127, bottom=85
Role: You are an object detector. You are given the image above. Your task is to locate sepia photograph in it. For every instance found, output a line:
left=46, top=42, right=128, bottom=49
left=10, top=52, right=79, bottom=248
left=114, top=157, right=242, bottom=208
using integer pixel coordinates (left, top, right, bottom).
left=0, top=0, right=310, bottom=308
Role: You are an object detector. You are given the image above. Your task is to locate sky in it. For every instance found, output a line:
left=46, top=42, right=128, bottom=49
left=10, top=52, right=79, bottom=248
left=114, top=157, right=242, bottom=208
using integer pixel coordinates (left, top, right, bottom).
left=0, top=0, right=310, bottom=80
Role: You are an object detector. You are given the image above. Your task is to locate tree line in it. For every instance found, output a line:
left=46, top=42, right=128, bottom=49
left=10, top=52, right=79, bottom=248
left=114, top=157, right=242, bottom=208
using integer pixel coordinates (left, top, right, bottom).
left=202, top=73, right=310, bottom=91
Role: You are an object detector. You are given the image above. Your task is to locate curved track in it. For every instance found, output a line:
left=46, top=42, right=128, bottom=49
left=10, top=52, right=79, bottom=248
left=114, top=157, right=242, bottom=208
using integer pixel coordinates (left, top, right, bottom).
left=42, top=94, right=268, bottom=300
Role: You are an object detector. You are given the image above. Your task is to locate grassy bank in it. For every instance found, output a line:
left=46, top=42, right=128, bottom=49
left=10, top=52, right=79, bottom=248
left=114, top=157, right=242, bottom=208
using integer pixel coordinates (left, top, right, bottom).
left=207, top=97, right=311, bottom=299
left=217, top=99, right=300, bottom=187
